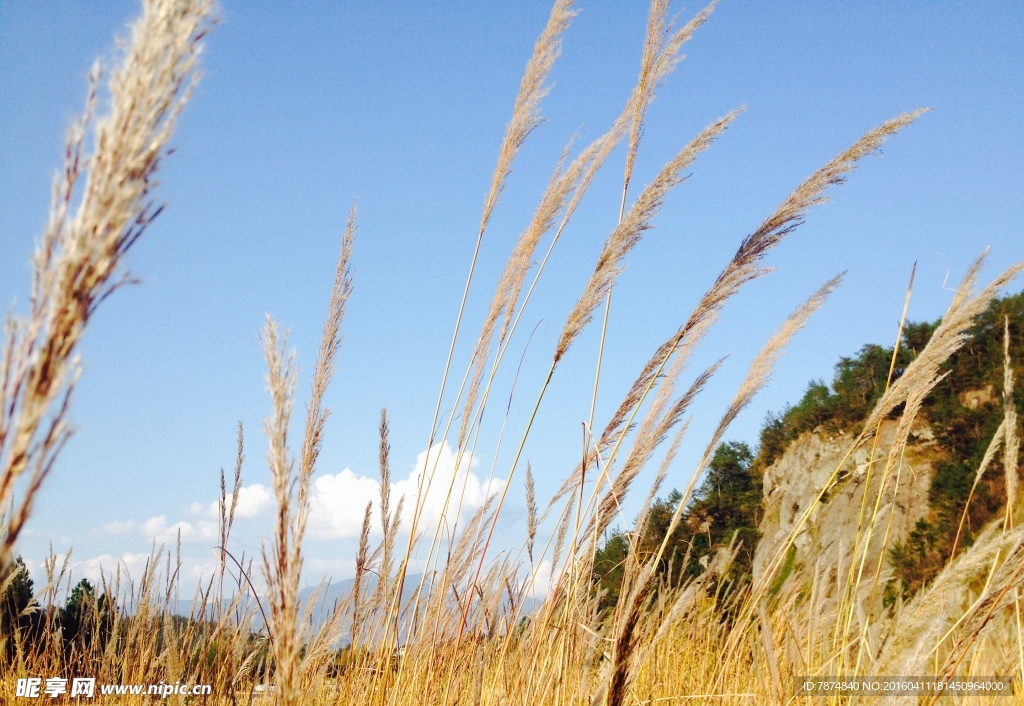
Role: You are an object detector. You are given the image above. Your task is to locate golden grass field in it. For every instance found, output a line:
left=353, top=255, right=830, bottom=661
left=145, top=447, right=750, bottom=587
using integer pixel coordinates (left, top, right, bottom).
left=2, top=0, right=1023, bottom=704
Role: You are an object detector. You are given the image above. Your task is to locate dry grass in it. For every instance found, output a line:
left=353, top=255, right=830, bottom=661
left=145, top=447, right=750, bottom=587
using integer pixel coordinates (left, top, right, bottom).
left=2, top=1, right=1023, bottom=705
left=0, top=0, right=214, bottom=571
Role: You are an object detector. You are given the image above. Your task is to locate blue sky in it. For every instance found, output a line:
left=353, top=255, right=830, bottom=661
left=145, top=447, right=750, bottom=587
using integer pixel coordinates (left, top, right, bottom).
left=1, top=1, right=1021, bottom=588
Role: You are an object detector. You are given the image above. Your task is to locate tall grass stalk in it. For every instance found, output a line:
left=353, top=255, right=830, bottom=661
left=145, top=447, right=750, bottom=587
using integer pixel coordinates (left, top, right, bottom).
left=0, top=0, right=214, bottom=575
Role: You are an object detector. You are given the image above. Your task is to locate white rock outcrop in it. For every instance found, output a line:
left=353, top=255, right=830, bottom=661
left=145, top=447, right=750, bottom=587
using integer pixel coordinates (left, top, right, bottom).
left=753, top=419, right=939, bottom=605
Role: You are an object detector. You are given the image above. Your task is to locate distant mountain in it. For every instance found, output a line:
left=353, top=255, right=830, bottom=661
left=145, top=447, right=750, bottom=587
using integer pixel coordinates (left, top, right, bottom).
left=170, top=574, right=425, bottom=644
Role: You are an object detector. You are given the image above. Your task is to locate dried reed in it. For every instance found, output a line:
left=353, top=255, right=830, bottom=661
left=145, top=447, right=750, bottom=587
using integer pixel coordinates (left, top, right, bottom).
left=0, top=0, right=213, bottom=574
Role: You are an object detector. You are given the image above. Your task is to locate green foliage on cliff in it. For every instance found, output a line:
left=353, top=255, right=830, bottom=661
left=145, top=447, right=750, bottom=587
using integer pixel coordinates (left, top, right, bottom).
left=755, top=290, right=1024, bottom=598
left=592, top=291, right=1024, bottom=608
left=756, top=319, right=939, bottom=472
left=890, top=292, right=1024, bottom=597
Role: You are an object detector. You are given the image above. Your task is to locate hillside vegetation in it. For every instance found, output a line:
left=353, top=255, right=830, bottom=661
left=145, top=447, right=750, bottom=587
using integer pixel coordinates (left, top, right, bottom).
left=596, top=292, right=1023, bottom=609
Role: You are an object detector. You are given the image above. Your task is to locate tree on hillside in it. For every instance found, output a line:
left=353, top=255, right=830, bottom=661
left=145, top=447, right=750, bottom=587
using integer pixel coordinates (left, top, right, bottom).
left=682, top=441, right=761, bottom=582
left=592, top=441, right=762, bottom=612
left=61, top=578, right=116, bottom=654
left=1, top=556, right=33, bottom=620
left=62, top=578, right=95, bottom=644
left=595, top=292, right=1023, bottom=611
left=1, top=557, right=41, bottom=661
left=592, top=532, right=631, bottom=614
left=889, top=292, right=1023, bottom=599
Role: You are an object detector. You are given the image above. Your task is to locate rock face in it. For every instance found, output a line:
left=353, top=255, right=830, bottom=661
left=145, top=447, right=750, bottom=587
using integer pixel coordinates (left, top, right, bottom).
left=753, top=419, right=939, bottom=602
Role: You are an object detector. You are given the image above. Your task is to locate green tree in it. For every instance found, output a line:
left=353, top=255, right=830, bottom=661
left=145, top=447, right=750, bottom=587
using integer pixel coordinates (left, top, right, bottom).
left=592, top=442, right=762, bottom=612
left=61, top=578, right=95, bottom=646
left=683, top=441, right=761, bottom=582
left=1, top=557, right=37, bottom=654
left=888, top=292, right=1023, bottom=598
left=60, top=578, right=115, bottom=654
left=594, top=291, right=1024, bottom=611
left=1, top=556, right=34, bottom=621
left=751, top=291, right=1023, bottom=600
left=592, top=532, right=631, bottom=613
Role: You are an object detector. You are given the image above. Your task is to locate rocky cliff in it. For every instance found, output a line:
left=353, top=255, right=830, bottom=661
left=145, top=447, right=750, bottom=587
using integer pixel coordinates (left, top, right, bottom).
left=752, top=419, right=941, bottom=603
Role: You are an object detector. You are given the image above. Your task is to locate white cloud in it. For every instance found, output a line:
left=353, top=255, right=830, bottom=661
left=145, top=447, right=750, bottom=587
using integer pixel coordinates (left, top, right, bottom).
left=234, top=484, right=275, bottom=519
left=53, top=552, right=220, bottom=590
left=140, top=515, right=218, bottom=545
left=71, top=552, right=155, bottom=585
left=308, top=441, right=504, bottom=540
left=185, top=556, right=220, bottom=581
left=94, top=519, right=139, bottom=536
left=93, top=486, right=272, bottom=546
left=89, top=441, right=503, bottom=549
left=307, top=469, right=382, bottom=539
left=526, top=560, right=556, bottom=599
left=22, top=527, right=73, bottom=544
left=304, top=556, right=356, bottom=579
left=187, top=482, right=274, bottom=521
left=91, top=515, right=214, bottom=545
